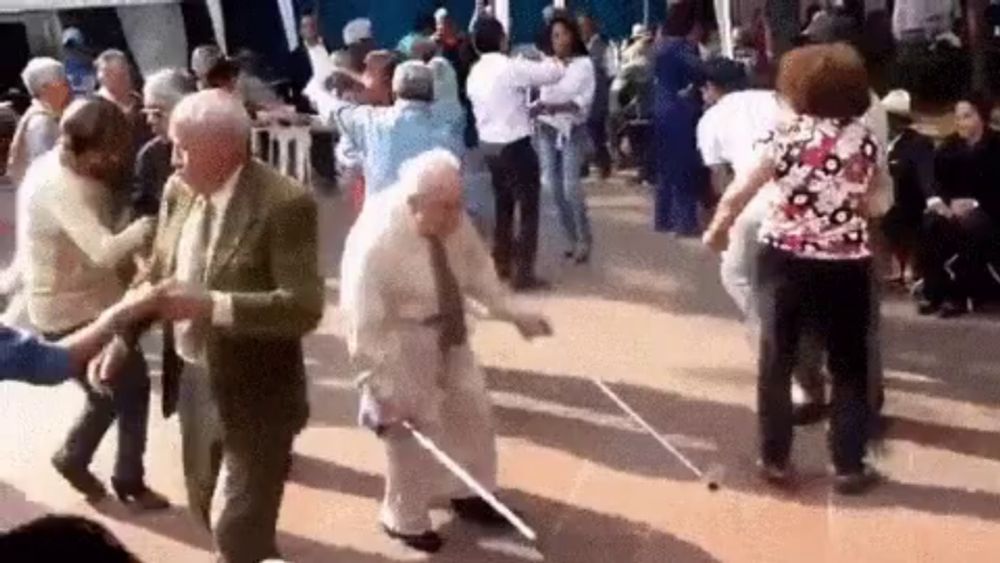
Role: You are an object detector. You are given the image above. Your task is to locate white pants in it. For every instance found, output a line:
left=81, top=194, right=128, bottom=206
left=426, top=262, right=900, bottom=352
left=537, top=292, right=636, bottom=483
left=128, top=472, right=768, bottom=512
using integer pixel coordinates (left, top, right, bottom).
left=378, top=345, right=497, bottom=535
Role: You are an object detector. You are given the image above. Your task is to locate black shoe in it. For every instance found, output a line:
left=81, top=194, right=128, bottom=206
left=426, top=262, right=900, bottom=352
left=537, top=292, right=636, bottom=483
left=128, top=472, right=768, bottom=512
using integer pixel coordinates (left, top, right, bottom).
left=833, top=466, right=881, bottom=496
left=792, top=402, right=829, bottom=426
left=563, top=249, right=575, bottom=259
left=573, top=247, right=591, bottom=264
left=111, top=479, right=170, bottom=511
left=756, top=460, right=792, bottom=487
left=52, top=455, right=106, bottom=502
left=451, top=497, right=511, bottom=527
left=938, top=300, right=968, bottom=318
left=916, top=298, right=941, bottom=316
left=381, top=525, right=443, bottom=553
left=511, top=276, right=551, bottom=292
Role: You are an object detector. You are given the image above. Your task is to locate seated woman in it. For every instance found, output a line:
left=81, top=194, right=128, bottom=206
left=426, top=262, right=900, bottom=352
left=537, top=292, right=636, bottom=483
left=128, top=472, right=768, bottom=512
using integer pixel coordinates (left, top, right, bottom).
left=918, top=94, right=1000, bottom=317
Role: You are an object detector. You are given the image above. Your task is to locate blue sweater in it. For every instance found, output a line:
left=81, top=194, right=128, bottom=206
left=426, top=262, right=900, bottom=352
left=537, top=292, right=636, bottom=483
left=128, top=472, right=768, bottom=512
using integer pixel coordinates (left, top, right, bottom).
left=0, top=326, right=72, bottom=386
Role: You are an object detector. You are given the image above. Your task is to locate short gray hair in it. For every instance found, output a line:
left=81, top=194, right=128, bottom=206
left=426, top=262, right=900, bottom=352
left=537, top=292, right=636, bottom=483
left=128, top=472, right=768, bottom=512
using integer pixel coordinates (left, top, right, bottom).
left=191, top=45, right=224, bottom=79
left=21, top=57, right=66, bottom=97
left=392, top=61, right=434, bottom=102
left=170, top=89, right=251, bottom=141
left=96, top=49, right=129, bottom=70
left=143, top=69, right=196, bottom=109
left=399, top=148, right=462, bottom=197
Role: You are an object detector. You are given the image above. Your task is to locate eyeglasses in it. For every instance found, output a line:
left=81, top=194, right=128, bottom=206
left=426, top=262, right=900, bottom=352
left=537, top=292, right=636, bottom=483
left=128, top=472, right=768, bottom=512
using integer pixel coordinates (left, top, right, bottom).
left=141, top=107, right=165, bottom=119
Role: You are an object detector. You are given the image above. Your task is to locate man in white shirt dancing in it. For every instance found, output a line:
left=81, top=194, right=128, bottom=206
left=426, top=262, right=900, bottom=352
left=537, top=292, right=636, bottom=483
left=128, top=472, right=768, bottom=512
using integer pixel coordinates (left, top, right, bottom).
left=466, top=17, right=564, bottom=291
left=340, top=149, right=551, bottom=553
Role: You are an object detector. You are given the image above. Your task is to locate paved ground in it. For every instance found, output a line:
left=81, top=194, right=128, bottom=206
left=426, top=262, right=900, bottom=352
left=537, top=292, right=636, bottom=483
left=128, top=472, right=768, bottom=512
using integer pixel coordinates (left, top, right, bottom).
left=2, top=175, right=999, bottom=562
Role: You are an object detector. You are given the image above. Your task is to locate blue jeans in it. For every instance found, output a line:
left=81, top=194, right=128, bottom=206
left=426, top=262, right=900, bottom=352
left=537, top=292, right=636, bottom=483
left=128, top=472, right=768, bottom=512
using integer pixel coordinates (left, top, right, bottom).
left=536, top=123, right=592, bottom=250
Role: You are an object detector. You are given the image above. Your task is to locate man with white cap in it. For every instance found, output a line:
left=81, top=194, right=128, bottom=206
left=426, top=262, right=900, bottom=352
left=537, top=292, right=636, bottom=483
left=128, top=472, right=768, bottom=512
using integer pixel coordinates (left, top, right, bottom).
left=340, top=148, right=552, bottom=553
left=61, top=28, right=96, bottom=98
left=342, top=17, right=376, bottom=73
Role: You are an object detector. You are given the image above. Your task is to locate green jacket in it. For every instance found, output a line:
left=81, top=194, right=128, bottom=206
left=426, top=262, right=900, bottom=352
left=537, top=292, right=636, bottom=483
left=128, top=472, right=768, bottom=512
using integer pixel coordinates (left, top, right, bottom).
left=151, top=160, right=324, bottom=437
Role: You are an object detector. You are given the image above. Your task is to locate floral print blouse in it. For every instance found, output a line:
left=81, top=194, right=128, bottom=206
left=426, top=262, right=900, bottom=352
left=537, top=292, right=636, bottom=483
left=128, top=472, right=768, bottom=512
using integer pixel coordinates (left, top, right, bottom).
left=758, top=115, right=879, bottom=260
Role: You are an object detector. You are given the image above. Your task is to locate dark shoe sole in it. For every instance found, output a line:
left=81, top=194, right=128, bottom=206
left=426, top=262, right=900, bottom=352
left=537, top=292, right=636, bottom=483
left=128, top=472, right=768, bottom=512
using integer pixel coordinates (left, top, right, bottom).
left=834, top=469, right=881, bottom=495
left=756, top=460, right=792, bottom=487
left=381, top=524, right=443, bottom=553
left=451, top=497, right=517, bottom=528
left=111, top=479, right=171, bottom=511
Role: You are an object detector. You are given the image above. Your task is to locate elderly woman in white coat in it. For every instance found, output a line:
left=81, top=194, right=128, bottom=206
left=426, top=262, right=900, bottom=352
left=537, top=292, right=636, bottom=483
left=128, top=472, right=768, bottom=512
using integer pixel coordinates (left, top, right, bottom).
left=533, top=14, right=597, bottom=263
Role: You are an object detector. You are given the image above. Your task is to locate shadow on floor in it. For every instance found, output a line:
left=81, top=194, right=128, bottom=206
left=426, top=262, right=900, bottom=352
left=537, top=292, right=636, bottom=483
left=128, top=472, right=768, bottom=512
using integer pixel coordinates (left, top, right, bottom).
left=287, top=453, right=721, bottom=563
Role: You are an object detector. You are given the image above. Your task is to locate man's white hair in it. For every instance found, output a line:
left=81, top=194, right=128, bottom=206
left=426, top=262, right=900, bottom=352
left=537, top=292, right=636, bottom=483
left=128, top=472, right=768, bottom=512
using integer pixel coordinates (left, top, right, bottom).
left=170, top=89, right=251, bottom=140
left=392, top=61, right=434, bottom=101
left=398, top=148, right=461, bottom=197
left=143, top=68, right=196, bottom=109
left=20, top=57, right=66, bottom=98
left=96, top=49, right=129, bottom=70
left=191, top=45, right=224, bottom=79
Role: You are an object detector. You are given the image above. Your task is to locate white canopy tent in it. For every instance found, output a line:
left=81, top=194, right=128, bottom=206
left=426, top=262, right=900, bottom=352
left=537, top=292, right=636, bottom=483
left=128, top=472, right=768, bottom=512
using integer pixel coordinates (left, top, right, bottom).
left=0, top=0, right=237, bottom=75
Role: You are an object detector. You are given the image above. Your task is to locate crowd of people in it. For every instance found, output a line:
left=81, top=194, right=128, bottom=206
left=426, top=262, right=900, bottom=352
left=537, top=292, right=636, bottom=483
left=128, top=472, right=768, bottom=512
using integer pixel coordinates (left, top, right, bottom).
left=1, top=0, right=998, bottom=561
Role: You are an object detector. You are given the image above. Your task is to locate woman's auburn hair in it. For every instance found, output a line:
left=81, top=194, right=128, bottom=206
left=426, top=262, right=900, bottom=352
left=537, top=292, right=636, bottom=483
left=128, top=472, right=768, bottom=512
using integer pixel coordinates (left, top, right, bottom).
left=776, top=43, right=871, bottom=119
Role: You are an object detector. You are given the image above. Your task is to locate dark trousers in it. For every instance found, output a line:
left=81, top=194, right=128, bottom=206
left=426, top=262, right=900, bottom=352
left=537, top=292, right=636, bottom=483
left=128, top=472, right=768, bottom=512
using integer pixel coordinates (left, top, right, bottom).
left=46, top=326, right=150, bottom=485
left=483, top=137, right=542, bottom=282
left=624, top=122, right=654, bottom=183
left=919, top=210, right=997, bottom=304
left=756, top=247, right=872, bottom=473
left=588, top=114, right=611, bottom=175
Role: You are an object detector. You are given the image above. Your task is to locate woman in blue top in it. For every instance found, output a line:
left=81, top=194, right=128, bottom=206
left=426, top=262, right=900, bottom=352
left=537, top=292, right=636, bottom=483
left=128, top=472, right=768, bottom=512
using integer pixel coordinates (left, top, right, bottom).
left=652, top=1, right=705, bottom=235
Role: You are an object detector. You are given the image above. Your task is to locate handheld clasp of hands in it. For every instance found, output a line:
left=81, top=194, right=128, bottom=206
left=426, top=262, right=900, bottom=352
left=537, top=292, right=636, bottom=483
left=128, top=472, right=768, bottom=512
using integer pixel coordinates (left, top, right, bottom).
left=87, top=279, right=214, bottom=391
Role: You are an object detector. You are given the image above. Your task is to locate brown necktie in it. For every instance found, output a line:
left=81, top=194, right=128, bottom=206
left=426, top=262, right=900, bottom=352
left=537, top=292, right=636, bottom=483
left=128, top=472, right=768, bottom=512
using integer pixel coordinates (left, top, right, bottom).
left=427, top=236, right=467, bottom=353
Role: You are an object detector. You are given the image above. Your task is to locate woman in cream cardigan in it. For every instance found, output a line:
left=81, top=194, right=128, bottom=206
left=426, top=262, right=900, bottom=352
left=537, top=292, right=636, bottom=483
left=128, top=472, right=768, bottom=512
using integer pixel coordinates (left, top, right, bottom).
left=21, top=98, right=167, bottom=509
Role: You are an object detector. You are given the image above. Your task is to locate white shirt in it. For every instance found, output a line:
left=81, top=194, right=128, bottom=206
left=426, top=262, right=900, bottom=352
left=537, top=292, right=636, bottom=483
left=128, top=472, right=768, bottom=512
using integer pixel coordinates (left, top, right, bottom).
left=537, top=56, right=596, bottom=133
left=466, top=53, right=564, bottom=144
left=697, top=90, right=782, bottom=180
left=174, top=166, right=242, bottom=364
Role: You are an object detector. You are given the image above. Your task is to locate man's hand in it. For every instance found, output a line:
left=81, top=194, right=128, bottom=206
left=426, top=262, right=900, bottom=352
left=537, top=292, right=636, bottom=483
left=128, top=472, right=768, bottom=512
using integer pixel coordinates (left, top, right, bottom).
left=928, top=198, right=953, bottom=218
left=87, top=337, right=131, bottom=393
left=325, top=69, right=364, bottom=95
left=157, top=280, right=213, bottom=322
left=513, top=312, right=553, bottom=340
left=951, top=198, right=978, bottom=217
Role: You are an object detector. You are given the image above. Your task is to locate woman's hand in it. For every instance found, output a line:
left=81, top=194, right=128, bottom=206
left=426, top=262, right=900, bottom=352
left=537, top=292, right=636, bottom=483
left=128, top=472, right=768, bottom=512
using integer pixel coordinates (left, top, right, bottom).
left=702, top=225, right=730, bottom=253
left=122, top=216, right=156, bottom=249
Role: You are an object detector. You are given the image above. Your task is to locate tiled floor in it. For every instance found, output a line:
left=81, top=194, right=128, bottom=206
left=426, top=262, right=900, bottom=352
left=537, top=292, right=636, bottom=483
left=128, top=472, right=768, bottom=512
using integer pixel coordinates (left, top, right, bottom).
left=2, top=177, right=998, bottom=562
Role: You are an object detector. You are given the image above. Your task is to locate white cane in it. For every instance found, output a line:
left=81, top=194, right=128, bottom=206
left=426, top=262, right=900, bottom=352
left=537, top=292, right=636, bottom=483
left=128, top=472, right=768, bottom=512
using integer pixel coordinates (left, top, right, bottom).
left=401, top=420, right=538, bottom=541
left=590, top=378, right=722, bottom=491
